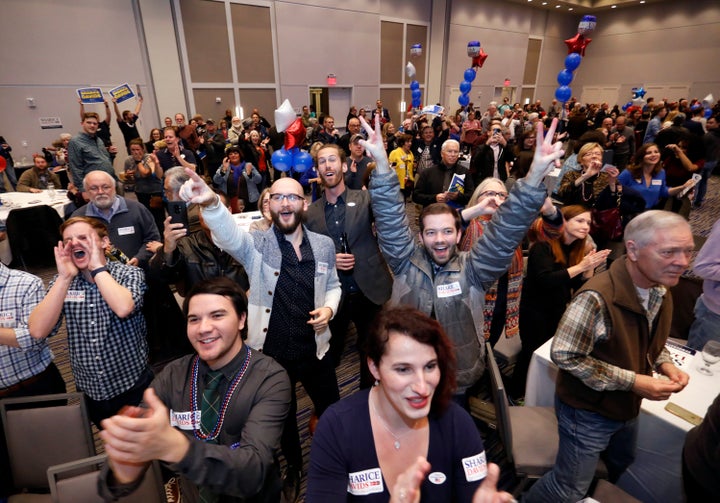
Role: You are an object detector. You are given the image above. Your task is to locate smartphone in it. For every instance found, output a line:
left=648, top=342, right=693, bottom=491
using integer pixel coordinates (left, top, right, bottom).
left=167, top=201, right=189, bottom=230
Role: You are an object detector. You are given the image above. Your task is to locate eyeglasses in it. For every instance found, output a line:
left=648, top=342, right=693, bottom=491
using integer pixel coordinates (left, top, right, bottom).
left=480, top=191, right=508, bottom=200
left=269, top=193, right=304, bottom=203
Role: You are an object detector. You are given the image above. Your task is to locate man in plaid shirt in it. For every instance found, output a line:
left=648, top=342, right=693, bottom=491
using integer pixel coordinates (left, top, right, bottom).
left=29, top=217, right=152, bottom=427
left=526, top=210, right=692, bottom=502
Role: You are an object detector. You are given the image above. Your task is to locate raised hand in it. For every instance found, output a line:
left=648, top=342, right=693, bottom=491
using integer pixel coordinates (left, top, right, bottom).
left=179, top=168, right=217, bottom=206
left=54, top=241, right=79, bottom=280
left=525, top=118, right=565, bottom=187
left=163, top=216, right=187, bottom=253
left=359, top=115, right=391, bottom=174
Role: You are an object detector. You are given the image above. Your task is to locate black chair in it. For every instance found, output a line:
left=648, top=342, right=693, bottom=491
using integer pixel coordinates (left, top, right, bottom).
left=5, top=205, right=63, bottom=269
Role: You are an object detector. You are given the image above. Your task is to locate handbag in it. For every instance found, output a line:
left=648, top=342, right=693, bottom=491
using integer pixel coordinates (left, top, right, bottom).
left=591, top=187, right=623, bottom=241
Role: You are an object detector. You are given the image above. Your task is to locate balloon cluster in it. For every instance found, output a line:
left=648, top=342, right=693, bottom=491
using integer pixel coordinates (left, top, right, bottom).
left=457, top=41, right=488, bottom=107
left=406, top=44, right=423, bottom=109
left=555, top=15, right=596, bottom=104
left=702, top=94, right=716, bottom=119
left=271, top=99, right=312, bottom=173
left=622, top=87, right=647, bottom=112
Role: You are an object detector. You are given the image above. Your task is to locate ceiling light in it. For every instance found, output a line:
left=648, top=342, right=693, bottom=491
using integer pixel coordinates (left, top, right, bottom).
left=555, top=4, right=561, bottom=8
left=611, top=4, right=617, bottom=8
left=568, top=7, right=573, bottom=10
left=542, top=1, right=547, bottom=4
left=640, top=0, right=646, bottom=3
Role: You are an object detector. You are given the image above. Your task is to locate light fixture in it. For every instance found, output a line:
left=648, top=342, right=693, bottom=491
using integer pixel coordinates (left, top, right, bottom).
left=568, top=7, right=573, bottom=10
left=611, top=4, right=617, bottom=8
left=640, top=0, right=646, bottom=3
left=542, top=1, right=547, bottom=4
left=555, top=5, right=561, bottom=8
left=400, top=101, right=407, bottom=112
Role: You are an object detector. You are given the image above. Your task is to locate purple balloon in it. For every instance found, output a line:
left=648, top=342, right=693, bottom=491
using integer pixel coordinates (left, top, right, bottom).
left=464, top=68, right=476, bottom=83
left=410, top=80, right=420, bottom=91
left=271, top=148, right=291, bottom=172
left=565, top=53, right=582, bottom=72
left=557, top=69, right=574, bottom=86
left=459, top=81, right=472, bottom=94
left=292, top=150, right=313, bottom=173
left=458, top=93, right=470, bottom=107
left=555, top=86, right=572, bottom=103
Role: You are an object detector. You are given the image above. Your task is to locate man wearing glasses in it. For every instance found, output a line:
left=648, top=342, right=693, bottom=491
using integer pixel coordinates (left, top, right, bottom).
left=178, top=171, right=341, bottom=501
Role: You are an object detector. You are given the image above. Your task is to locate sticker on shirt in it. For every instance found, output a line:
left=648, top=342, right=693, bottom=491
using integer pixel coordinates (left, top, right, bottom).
left=347, top=468, right=384, bottom=496
left=317, top=261, right=329, bottom=275
left=117, top=226, right=136, bottom=236
left=0, top=311, right=15, bottom=328
left=437, top=282, right=462, bottom=298
left=651, top=179, right=662, bottom=185
left=428, top=472, right=447, bottom=485
left=347, top=202, right=356, bottom=207
left=170, top=409, right=200, bottom=430
left=65, top=290, right=86, bottom=302
left=462, top=452, right=487, bottom=482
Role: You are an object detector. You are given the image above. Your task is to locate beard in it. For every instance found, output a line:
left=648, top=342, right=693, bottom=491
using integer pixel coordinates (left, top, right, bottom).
left=270, top=205, right=304, bottom=234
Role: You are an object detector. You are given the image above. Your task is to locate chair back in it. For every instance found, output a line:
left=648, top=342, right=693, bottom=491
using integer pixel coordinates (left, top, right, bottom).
left=48, top=455, right=165, bottom=503
left=486, top=342, right=514, bottom=463
left=5, top=205, right=63, bottom=268
left=1, top=393, right=95, bottom=491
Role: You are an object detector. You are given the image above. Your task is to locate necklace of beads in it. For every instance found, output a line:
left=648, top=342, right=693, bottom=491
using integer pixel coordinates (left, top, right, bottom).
left=189, top=349, right=253, bottom=441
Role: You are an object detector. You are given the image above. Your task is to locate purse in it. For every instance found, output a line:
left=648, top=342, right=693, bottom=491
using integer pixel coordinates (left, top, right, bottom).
left=591, top=187, right=623, bottom=241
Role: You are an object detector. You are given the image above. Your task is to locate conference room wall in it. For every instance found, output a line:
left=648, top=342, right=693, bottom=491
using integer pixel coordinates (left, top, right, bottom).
left=0, top=0, right=157, bottom=172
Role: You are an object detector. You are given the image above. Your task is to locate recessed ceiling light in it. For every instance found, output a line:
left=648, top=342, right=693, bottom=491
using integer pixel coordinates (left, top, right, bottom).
left=611, top=4, right=617, bottom=8
left=569, top=7, right=573, bottom=10
left=555, top=4, right=561, bottom=8
left=640, top=0, right=646, bottom=3
left=528, top=0, right=532, bottom=3
left=542, top=1, right=547, bottom=4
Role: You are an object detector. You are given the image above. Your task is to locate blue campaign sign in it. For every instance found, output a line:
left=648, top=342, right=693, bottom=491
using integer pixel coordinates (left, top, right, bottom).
left=77, top=87, right=104, bottom=104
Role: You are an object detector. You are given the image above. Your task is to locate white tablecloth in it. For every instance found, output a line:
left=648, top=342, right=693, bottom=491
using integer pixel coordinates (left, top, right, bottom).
left=0, top=190, right=70, bottom=265
left=525, top=338, right=720, bottom=503
left=231, top=211, right=263, bottom=233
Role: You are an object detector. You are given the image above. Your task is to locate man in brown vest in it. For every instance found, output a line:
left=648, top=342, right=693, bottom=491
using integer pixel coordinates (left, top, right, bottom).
left=526, top=210, right=692, bottom=503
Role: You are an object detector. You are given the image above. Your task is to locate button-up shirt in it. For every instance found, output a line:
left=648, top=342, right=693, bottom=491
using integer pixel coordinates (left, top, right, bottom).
left=0, top=264, right=53, bottom=388
left=48, top=261, right=148, bottom=400
left=67, top=131, right=115, bottom=190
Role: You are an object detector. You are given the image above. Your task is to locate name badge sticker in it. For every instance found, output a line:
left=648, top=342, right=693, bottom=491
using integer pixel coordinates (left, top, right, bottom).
left=437, top=281, right=462, bottom=298
left=65, top=290, right=86, bottom=302
left=170, top=410, right=200, bottom=430
left=462, top=452, right=487, bottom=482
left=317, top=261, right=328, bottom=275
left=117, top=226, right=136, bottom=236
left=347, top=468, right=384, bottom=496
left=0, top=311, right=15, bottom=328
left=651, top=179, right=662, bottom=185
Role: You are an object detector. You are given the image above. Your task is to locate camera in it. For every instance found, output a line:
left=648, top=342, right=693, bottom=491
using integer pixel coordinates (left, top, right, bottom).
left=493, top=128, right=502, bottom=135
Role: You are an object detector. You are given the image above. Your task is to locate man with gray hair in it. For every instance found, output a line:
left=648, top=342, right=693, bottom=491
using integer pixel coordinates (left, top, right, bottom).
left=526, top=210, right=693, bottom=503
left=71, top=170, right=160, bottom=267
left=412, top=138, right=475, bottom=208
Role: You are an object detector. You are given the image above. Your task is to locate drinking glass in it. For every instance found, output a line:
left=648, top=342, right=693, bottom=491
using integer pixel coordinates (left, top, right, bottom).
left=698, top=340, right=720, bottom=376
left=47, top=183, right=56, bottom=200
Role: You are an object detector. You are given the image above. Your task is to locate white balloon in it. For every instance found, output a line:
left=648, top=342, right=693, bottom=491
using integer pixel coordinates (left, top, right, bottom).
left=406, top=62, right=416, bottom=79
left=632, top=97, right=646, bottom=107
left=274, top=99, right=296, bottom=132
left=702, top=94, right=715, bottom=108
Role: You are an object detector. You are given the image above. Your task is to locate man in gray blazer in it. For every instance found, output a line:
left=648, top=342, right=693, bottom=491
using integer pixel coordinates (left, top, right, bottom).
left=305, top=143, right=393, bottom=386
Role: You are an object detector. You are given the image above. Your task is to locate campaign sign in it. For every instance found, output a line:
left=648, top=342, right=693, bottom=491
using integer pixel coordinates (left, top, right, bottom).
left=77, top=87, right=104, bottom=104
left=109, top=83, right=135, bottom=104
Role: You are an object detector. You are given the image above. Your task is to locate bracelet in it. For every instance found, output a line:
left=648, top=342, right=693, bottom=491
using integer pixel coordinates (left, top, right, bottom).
left=90, top=266, right=108, bottom=278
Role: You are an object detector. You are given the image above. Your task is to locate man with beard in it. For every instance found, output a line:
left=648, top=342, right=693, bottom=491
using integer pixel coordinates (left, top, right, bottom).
left=178, top=171, right=341, bottom=501
left=16, top=154, right=62, bottom=193
left=305, top=143, right=392, bottom=385
left=28, top=217, right=151, bottom=427
left=365, top=115, right=564, bottom=405
left=71, top=170, right=160, bottom=267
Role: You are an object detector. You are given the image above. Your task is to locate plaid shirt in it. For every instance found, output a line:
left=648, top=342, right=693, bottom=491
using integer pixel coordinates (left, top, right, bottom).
left=0, top=264, right=53, bottom=388
left=551, top=288, right=673, bottom=392
left=49, top=261, right=148, bottom=400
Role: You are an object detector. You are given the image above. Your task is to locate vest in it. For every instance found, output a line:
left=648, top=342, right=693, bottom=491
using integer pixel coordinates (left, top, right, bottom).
left=556, top=258, right=672, bottom=421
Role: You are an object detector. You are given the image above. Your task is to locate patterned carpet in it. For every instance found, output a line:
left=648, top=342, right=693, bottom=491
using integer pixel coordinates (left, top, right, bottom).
left=25, top=174, right=719, bottom=500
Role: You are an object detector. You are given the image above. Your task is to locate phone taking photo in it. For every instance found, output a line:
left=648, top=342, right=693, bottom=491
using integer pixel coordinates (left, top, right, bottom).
left=167, top=201, right=189, bottom=230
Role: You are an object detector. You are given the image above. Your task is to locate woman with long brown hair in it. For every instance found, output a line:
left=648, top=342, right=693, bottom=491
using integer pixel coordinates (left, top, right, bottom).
left=510, top=205, right=610, bottom=399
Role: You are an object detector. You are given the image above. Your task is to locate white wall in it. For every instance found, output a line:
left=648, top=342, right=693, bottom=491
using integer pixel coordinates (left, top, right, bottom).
left=0, top=0, right=154, bottom=170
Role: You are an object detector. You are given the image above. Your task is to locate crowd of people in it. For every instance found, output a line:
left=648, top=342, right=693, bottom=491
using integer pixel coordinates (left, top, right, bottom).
left=1, top=90, right=719, bottom=502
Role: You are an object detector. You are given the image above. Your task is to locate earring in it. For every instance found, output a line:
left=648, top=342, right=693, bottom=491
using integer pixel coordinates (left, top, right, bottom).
left=374, top=379, right=380, bottom=387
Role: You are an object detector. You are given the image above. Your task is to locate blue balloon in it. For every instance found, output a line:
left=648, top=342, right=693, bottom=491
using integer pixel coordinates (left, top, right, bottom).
left=410, top=80, right=420, bottom=91
left=292, top=151, right=313, bottom=173
left=459, top=80, right=472, bottom=94
left=464, top=68, right=476, bottom=83
left=621, top=102, right=631, bottom=112
left=271, top=148, right=291, bottom=172
left=564, top=53, right=582, bottom=72
left=705, top=108, right=713, bottom=119
left=555, top=85, right=572, bottom=103
left=412, top=99, right=421, bottom=108
left=458, top=93, right=470, bottom=107
left=557, top=69, right=574, bottom=86
left=411, top=89, right=422, bottom=101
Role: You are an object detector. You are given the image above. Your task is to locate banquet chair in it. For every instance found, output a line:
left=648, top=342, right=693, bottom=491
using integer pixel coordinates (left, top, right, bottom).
left=5, top=205, right=63, bottom=269
left=0, top=393, right=95, bottom=501
left=486, top=343, right=608, bottom=496
left=48, top=454, right=165, bottom=503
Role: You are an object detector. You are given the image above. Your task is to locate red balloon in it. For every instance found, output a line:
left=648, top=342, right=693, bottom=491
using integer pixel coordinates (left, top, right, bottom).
left=283, top=117, right=306, bottom=151
left=471, top=48, right=488, bottom=68
left=565, top=33, right=592, bottom=57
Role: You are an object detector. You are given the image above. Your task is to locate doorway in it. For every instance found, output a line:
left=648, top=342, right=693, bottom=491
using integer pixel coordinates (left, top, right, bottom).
left=309, top=87, right=353, bottom=130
